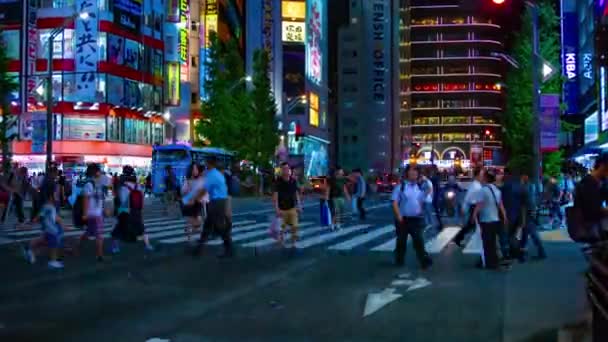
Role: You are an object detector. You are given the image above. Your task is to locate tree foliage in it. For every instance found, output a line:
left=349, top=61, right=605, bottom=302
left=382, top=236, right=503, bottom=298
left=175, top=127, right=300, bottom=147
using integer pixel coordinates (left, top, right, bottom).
left=195, top=32, right=278, bottom=169
left=504, top=0, right=561, bottom=173
left=0, top=40, right=17, bottom=173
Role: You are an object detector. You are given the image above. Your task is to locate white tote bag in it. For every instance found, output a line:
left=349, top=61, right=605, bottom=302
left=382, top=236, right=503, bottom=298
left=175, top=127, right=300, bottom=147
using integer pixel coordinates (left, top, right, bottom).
left=463, top=222, right=486, bottom=267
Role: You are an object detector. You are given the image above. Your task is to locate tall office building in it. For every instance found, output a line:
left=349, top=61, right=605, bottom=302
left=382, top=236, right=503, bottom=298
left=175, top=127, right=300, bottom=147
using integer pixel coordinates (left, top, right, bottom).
left=337, top=0, right=400, bottom=173
left=400, top=0, right=505, bottom=168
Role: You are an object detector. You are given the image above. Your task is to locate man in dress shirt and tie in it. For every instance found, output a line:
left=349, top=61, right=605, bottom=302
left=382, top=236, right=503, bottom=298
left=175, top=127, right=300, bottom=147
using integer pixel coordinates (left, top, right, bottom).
left=391, top=165, right=433, bottom=269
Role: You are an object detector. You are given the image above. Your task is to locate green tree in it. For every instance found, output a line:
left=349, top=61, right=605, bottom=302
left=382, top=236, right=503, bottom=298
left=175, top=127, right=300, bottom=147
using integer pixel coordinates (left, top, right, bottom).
left=195, top=33, right=279, bottom=171
left=195, top=32, right=249, bottom=152
left=504, top=0, right=561, bottom=173
left=242, top=49, right=278, bottom=169
left=0, top=40, right=17, bottom=173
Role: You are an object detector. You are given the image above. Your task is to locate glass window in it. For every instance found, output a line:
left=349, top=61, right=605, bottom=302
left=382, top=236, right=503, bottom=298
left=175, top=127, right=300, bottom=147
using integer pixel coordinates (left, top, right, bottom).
left=107, top=116, right=122, bottom=142
left=443, top=47, right=469, bottom=57
left=0, top=30, right=20, bottom=60
left=98, top=32, right=107, bottom=61
left=413, top=117, right=440, bottom=125
left=152, top=123, right=163, bottom=144
left=124, top=39, right=141, bottom=70
left=152, top=50, right=163, bottom=80
left=472, top=116, right=496, bottom=124
left=411, top=17, right=438, bottom=25
left=442, top=31, right=468, bottom=41
left=442, top=133, right=470, bottom=141
left=442, top=116, right=469, bottom=124
left=108, top=34, right=125, bottom=65
left=155, top=149, right=188, bottom=163
left=38, top=29, right=74, bottom=59
left=444, top=63, right=469, bottom=73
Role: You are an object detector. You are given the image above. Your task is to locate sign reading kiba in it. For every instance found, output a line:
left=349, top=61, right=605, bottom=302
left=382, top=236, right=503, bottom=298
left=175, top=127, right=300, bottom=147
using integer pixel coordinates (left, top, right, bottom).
left=565, top=53, right=576, bottom=79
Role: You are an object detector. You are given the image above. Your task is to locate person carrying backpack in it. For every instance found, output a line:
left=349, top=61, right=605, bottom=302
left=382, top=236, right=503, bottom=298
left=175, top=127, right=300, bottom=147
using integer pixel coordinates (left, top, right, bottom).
left=391, top=165, right=432, bottom=269
left=109, top=165, right=153, bottom=253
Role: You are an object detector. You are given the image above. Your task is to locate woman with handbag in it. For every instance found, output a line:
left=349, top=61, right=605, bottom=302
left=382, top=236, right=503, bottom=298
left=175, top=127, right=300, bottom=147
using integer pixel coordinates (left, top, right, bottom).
left=472, top=169, right=509, bottom=270
left=181, top=164, right=205, bottom=244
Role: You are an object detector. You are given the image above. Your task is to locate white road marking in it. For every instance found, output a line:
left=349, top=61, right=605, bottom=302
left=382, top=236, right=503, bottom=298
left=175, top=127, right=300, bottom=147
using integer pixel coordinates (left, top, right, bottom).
left=328, top=225, right=393, bottom=251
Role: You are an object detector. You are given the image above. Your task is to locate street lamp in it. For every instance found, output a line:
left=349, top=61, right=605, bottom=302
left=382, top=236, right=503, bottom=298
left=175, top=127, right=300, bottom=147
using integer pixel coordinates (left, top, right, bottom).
left=45, top=12, right=88, bottom=172
left=285, top=95, right=307, bottom=115
left=228, top=75, right=252, bottom=92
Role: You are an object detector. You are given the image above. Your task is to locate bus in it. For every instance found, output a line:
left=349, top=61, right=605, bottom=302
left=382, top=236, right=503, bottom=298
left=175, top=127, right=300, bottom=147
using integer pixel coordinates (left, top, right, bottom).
left=151, top=145, right=234, bottom=195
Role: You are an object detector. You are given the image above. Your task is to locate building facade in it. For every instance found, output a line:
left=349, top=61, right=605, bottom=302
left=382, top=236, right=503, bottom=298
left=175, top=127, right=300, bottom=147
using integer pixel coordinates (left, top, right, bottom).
left=337, top=0, right=400, bottom=173
left=400, top=0, right=505, bottom=169
left=247, top=0, right=330, bottom=177
left=0, top=0, right=178, bottom=174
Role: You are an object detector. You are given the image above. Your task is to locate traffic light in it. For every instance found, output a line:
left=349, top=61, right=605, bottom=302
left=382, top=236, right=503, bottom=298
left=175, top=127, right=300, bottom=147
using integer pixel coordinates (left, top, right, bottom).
left=485, top=129, right=491, bottom=136
left=294, top=122, right=303, bottom=141
left=492, top=0, right=505, bottom=4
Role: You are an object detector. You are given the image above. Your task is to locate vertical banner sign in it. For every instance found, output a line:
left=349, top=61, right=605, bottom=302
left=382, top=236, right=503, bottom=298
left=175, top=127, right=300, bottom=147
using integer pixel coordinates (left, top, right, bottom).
left=26, top=4, right=36, bottom=105
left=167, top=0, right=179, bottom=22
left=561, top=5, right=578, bottom=114
left=584, top=111, right=599, bottom=144
left=75, top=0, right=99, bottom=103
left=602, top=67, right=608, bottom=130
left=179, top=0, right=189, bottom=81
left=201, top=0, right=218, bottom=100
left=32, top=112, right=46, bottom=153
left=305, top=0, right=322, bottom=85
left=262, top=0, right=275, bottom=86
left=540, top=94, right=560, bottom=152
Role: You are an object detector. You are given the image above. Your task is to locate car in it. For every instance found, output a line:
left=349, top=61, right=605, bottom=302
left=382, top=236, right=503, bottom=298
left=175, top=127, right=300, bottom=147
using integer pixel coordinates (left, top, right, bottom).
left=375, top=174, right=399, bottom=193
left=309, top=176, right=327, bottom=194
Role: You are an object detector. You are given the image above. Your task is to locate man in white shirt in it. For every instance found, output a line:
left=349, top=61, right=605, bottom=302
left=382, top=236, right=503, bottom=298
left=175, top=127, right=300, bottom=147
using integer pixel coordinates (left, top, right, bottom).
left=421, top=171, right=434, bottom=229
left=472, top=170, right=508, bottom=269
left=453, top=167, right=484, bottom=247
left=391, top=165, right=433, bottom=269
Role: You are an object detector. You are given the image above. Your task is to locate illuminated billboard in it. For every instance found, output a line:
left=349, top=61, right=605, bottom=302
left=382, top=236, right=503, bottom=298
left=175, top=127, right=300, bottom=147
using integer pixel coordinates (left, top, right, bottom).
left=179, top=0, right=189, bottom=81
left=305, top=0, right=324, bottom=86
left=282, top=1, right=306, bottom=19
left=166, top=62, right=180, bottom=106
left=282, top=21, right=305, bottom=42
left=309, top=92, right=319, bottom=126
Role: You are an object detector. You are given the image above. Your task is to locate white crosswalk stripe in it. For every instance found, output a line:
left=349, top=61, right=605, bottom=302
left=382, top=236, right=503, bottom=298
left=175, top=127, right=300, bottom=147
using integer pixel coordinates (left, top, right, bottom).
left=370, top=238, right=396, bottom=252
left=425, top=227, right=460, bottom=253
left=296, top=224, right=371, bottom=249
left=206, top=222, right=314, bottom=246
left=328, top=225, right=393, bottom=251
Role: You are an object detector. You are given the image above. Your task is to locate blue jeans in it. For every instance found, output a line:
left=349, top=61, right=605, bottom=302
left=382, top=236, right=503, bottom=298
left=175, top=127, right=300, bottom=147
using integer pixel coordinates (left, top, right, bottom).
left=423, top=202, right=435, bottom=228
left=520, top=213, right=545, bottom=256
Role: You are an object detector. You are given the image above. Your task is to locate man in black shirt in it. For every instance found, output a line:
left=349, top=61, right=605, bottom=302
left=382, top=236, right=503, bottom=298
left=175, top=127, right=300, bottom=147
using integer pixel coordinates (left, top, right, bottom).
left=273, top=162, right=302, bottom=247
left=574, top=153, right=608, bottom=240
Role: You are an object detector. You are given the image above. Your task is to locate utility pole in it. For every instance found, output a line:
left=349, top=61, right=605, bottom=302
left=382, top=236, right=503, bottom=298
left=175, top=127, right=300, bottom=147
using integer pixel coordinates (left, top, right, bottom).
left=529, top=1, right=542, bottom=201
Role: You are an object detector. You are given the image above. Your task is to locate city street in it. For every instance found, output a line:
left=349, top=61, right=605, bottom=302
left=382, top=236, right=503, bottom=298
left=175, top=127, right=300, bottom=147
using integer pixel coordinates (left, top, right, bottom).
left=0, top=196, right=590, bottom=342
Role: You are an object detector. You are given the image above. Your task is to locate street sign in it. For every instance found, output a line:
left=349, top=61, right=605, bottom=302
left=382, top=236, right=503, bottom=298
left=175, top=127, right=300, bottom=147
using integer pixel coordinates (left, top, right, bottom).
left=541, top=58, right=558, bottom=83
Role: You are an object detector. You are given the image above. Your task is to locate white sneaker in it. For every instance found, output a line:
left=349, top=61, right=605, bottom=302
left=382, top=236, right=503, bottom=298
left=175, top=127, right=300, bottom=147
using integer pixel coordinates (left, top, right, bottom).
left=48, top=260, right=64, bottom=269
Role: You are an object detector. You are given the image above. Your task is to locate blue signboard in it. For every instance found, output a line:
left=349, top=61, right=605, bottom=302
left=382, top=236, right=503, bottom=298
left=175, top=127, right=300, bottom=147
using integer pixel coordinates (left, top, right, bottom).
left=561, top=9, right=578, bottom=114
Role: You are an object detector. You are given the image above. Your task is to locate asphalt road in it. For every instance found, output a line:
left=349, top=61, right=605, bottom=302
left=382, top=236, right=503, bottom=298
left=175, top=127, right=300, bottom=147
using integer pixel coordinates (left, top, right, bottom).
left=0, top=196, right=590, bottom=342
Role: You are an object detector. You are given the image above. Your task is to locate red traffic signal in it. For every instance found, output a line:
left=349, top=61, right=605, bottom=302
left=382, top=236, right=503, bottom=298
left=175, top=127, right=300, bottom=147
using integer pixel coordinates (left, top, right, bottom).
left=492, top=0, right=505, bottom=4
left=485, top=129, right=491, bottom=136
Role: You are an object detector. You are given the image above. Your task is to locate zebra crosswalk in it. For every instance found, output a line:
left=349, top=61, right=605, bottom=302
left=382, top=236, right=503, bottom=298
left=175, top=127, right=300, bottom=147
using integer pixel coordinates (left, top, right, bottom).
left=0, top=212, right=574, bottom=255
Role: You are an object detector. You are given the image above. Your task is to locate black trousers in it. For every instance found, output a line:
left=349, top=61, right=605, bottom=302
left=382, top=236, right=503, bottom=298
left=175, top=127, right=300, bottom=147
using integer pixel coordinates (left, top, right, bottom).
left=395, top=216, right=429, bottom=266
left=356, top=197, right=366, bottom=220
left=454, top=208, right=475, bottom=245
left=199, top=199, right=233, bottom=253
left=10, top=194, right=25, bottom=223
left=479, top=221, right=501, bottom=269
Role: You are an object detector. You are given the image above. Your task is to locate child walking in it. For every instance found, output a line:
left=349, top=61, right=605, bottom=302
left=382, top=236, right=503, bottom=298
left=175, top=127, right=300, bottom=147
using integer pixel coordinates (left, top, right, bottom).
left=23, top=190, right=67, bottom=269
